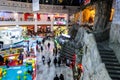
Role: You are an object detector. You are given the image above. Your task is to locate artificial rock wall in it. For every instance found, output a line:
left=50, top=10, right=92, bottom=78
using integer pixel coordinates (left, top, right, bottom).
left=110, top=0, right=120, bottom=44
left=80, top=31, right=112, bottom=80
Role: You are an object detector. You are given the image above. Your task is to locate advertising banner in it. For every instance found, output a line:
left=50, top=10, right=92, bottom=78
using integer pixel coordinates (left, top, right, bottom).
left=32, top=0, right=40, bottom=11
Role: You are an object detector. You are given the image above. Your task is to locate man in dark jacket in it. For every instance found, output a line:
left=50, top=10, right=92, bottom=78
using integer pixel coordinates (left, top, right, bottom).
left=47, top=42, right=50, bottom=49
left=42, top=55, right=45, bottom=65
left=54, top=74, right=59, bottom=80
left=58, top=57, right=61, bottom=67
left=47, top=57, right=51, bottom=67
left=41, top=46, right=43, bottom=52
left=59, top=73, right=64, bottom=80
left=54, top=57, right=57, bottom=67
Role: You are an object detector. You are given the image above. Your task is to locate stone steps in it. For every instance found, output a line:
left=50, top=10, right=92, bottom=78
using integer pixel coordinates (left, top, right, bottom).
left=99, top=51, right=115, bottom=55
left=101, top=54, right=116, bottom=58
left=108, top=70, right=120, bottom=75
left=98, top=44, right=120, bottom=80
left=106, top=65, right=120, bottom=70
left=105, top=62, right=120, bottom=66
left=102, top=58, right=118, bottom=62
left=109, top=73, right=120, bottom=80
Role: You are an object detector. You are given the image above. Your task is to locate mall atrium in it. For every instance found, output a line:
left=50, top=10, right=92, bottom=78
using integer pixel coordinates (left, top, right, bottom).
left=0, top=0, right=120, bottom=80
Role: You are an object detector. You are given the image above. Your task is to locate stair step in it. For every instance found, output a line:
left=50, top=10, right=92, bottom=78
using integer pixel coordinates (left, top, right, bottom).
left=110, top=74, right=120, bottom=79
left=102, top=58, right=118, bottom=63
left=62, top=49, right=73, bottom=53
left=106, top=66, right=120, bottom=70
left=60, top=53, right=73, bottom=59
left=99, top=49, right=113, bottom=52
left=101, top=55, right=116, bottom=58
left=105, top=62, right=120, bottom=66
left=63, top=50, right=74, bottom=54
left=108, top=70, right=120, bottom=75
left=100, top=52, right=115, bottom=56
left=63, top=48, right=74, bottom=52
left=62, top=50, right=74, bottom=55
left=100, top=51, right=115, bottom=54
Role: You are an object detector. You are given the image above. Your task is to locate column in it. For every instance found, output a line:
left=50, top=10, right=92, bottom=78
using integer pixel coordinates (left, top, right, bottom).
left=14, top=12, right=18, bottom=21
left=14, top=12, right=19, bottom=27
left=66, top=13, right=68, bottom=27
left=51, top=14, right=54, bottom=32
left=34, top=13, right=37, bottom=33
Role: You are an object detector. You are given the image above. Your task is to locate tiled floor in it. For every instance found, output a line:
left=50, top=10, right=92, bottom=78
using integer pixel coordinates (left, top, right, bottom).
left=36, top=40, right=73, bottom=80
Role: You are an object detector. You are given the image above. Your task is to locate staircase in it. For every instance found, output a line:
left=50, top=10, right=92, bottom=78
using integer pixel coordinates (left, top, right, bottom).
left=60, top=43, right=75, bottom=60
left=97, top=43, right=120, bottom=80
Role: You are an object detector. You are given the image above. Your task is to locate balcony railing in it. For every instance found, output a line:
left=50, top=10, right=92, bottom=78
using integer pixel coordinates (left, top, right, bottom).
left=0, top=21, right=52, bottom=26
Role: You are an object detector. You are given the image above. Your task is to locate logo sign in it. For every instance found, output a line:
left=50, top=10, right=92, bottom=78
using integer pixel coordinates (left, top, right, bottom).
left=84, top=0, right=91, bottom=5
left=32, top=0, right=40, bottom=11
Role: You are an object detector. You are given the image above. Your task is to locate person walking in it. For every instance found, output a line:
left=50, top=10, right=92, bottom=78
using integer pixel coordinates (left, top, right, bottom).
left=59, top=73, right=64, bottom=80
left=47, top=57, right=51, bottom=67
left=58, top=57, right=61, bottom=67
left=54, top=74, right=59, bottom=80
left=42, top=55, right=45, bottom=65
left=53, top=48, right=56, bottom=56
left=41, top=46, right=43, bottom=53
left=53, top=47, right=57, bottom=56
left=54, top=57, right=57, bottom=67
left=47, top=42, right=50, bottom=49
left=42, top=38, right=45, bottom=44
left=66, top=58, right=70, bottom=67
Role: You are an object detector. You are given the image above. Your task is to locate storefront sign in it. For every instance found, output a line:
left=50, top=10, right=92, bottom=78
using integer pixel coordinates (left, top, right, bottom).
left=32, top=0, right=40, bottom=11
left=84, top=0, right=91, bottom=5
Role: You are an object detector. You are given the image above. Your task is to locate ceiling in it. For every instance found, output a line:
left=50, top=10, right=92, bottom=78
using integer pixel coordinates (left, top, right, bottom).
left=10, top=0, right=84, bottom=6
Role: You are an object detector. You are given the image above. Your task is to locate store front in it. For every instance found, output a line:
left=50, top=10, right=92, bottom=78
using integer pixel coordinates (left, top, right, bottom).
left=37, top=25, right=51, bottom=37
left=0, top=11, right=15, bottom=21
left=78, top=5, right=114, bottom=28
left=0, top=26, right=23, bottom=45
left=21, top=25, right=35, bottom=36
left=53, top=26, right=68, bottom=37
left=53, top=13, right=68, bottom=37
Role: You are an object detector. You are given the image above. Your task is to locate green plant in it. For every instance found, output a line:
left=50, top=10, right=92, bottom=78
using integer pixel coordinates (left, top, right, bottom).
left=17, top=75, right=20, bottom=80
left=23, top=76, right=27, bottom=80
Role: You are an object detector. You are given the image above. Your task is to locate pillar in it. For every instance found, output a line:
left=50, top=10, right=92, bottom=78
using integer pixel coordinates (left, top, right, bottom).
left=14, top=12, right=19, bottom=27
left=34, top=13, right=37, bottom=33
left=51, top=14, right=54, bottom=32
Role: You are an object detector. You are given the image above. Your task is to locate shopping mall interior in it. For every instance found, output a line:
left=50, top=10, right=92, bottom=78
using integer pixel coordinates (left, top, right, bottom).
left=0, top=0, right=120, bottom=80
